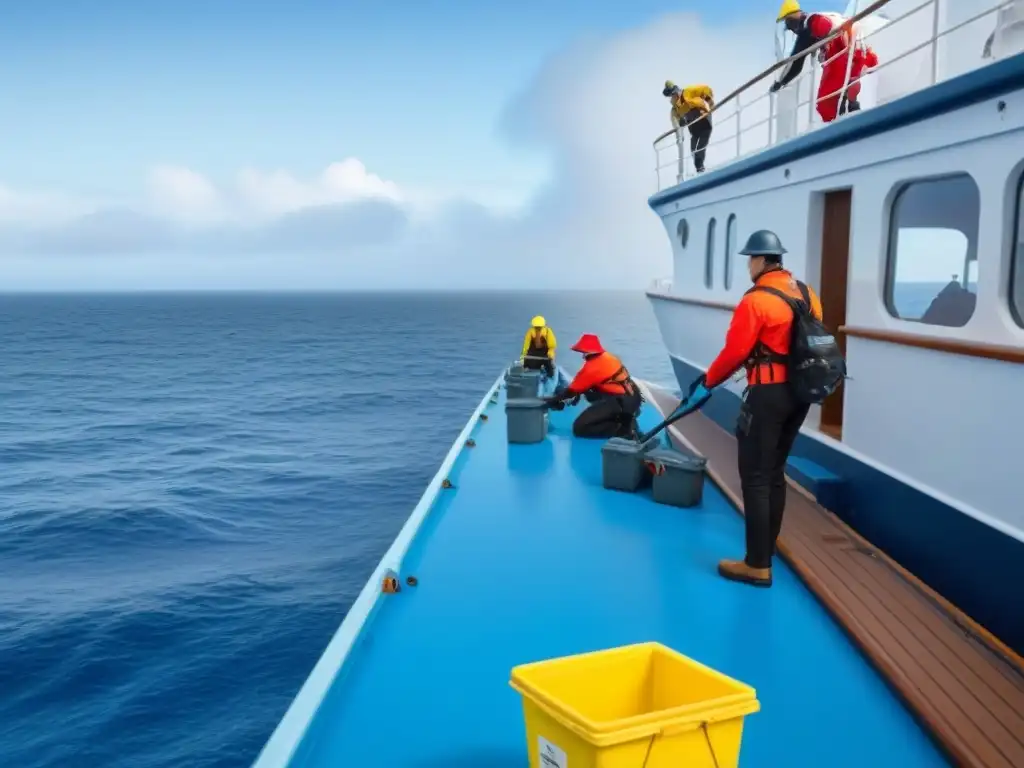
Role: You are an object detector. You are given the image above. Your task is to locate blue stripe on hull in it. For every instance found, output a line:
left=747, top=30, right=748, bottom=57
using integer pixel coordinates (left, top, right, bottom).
left=669, top=356, right=1024, bottom=657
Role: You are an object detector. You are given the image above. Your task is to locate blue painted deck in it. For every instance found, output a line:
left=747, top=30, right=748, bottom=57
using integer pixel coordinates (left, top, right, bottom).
left=274, top=377, right=949, bottom=767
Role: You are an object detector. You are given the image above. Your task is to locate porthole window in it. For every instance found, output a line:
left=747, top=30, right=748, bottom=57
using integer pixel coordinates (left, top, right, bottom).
left=724, top=214, right=738, bottom=290
left=677, top=218, right=689, bottom=249
left=884, top=174, right=980, bottom=327
left=1009, top=175, right=1024, bottom=327
left=704, top=218, right=717, bottom=289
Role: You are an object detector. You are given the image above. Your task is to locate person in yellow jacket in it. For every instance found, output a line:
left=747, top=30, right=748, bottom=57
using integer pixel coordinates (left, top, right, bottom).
left=663, top=80, right=714, bottom=174
left=521, top=316, right=556, bottom=377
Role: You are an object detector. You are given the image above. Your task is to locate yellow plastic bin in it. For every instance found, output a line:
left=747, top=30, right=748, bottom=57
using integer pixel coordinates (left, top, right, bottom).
left=509, top=642, right=759, bottom=768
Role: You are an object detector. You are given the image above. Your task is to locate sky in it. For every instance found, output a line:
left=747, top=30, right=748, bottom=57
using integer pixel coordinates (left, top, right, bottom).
left=0, top=0, right=982, bottom=290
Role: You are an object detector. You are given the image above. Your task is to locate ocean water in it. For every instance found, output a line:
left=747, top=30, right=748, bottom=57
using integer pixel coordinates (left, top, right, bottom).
left=0, top=291, right=674, bottom=768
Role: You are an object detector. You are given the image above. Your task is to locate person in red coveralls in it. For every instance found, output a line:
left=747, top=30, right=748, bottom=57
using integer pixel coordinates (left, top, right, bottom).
left=544, top=334, right=642, bottom=439
left=681, top=230, right=823, bottom=587
left=771, top=0, right=879, bottom=123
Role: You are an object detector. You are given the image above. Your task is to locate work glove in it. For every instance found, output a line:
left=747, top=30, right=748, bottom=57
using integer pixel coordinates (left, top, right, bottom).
left=684, top=375, right=711, bottom=409
left=543, top=395, right=566, bottom=411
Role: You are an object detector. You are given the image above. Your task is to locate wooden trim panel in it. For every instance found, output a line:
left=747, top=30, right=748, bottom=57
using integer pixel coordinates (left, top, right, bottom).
left=645, top=297, right=1024, bottom=364
left=645, top=291, right=735, bottom=312
left=840, top=325, right=1024, bottom=365
left=644, top=387, right=1024, bottom=768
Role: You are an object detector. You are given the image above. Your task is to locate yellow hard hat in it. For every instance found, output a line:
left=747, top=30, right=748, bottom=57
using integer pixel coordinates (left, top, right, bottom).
left=531, top=315, right=545, bottom=327
left=777, top=0, right=801, bottom=21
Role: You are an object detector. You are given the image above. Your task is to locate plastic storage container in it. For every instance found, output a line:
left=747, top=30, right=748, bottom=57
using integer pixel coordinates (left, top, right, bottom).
left=644, top=447, right=708, bottom=508
left=510, top=642, right=759, bottom=768
left=506, top=397, right=549, bottom=444
left=506, top=362, right=526, bottom=380
left=507, top=370, right=542, bottom=400
left=600, top=437, right=659, bottom=492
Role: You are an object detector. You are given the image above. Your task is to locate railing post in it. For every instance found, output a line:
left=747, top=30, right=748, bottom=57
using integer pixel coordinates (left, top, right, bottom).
left=768, top=92, right=775, bottom=146
left=735, top=93, right=742, bottom=159
left=807, top=67, right=816, bottom=127
left=676, top=127, right=686, bottom=184
left=930, top=0, right=940, bottom=84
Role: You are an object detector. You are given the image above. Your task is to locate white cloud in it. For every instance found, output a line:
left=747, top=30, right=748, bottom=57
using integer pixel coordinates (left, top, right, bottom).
left=146, top=165, right=226, bottom=226
left=0, top=184, right=94, bottom=227
left=234, top=158, right=403, bottom=219
left=0, top=12, right=771, bottom=288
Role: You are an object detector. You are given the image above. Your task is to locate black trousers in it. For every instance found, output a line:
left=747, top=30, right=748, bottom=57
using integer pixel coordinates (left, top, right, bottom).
left=573, top=392, right=641, bottom=439
left=523, top=356, right=554, bottom=377
left=736, top=383, right=809, bottom=569
left=683, top=109, right=712, bottom=172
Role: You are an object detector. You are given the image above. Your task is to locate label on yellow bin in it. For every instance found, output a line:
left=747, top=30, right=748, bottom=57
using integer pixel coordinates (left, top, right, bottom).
left=539, top=736, right=567, bottom=768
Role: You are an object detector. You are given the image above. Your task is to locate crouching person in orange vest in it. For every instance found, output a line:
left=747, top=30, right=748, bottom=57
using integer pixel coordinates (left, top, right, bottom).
left=544, top=334, right=642, bottom=439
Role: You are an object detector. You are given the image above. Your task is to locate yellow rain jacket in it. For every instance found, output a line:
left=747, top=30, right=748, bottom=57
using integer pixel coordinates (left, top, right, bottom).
left=521, top=326, right=557, bottom=359
left=671, top=84, right=714, bottom=127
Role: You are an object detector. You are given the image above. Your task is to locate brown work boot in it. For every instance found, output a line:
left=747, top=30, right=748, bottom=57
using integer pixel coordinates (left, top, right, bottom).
left=718, top=559, right=772, bottom=587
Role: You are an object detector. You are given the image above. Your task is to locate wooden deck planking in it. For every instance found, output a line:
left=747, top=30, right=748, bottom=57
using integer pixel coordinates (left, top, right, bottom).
left=645, top=388, right=1024, bottom=768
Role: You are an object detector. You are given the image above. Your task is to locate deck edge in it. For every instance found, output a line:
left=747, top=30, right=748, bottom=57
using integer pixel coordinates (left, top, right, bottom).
left=251, top=373, right=504, bottom=768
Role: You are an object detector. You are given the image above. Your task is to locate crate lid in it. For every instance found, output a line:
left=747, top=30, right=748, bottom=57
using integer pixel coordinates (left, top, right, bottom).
left=505, top=397, right=548, bottom=410
left=644, top=447, right=707, bottom=470
left=601, top=436, right=659, bottom=455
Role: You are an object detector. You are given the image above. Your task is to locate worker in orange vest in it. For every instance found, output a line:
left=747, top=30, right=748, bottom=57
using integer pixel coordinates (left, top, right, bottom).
left=772, top=0, right=879, bottom=123
left=544, top=333, right=641, bottom=439
left=682, top=230, right=825, bottom=587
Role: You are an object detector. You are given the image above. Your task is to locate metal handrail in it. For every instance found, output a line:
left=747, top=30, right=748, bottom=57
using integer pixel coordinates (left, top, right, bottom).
left=653, top=0, right=1014, bottom=190
left=654, top=0, right=892, bottom=146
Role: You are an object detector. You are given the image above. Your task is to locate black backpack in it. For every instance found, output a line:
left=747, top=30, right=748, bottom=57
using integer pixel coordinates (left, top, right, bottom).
left=751, top=282, right=847, bottom=404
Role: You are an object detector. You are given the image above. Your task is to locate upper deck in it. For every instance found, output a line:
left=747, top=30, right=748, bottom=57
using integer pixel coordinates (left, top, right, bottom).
left=652, top=0, right=1024, bottom=195
left=252, top=371, right=992, bottom=768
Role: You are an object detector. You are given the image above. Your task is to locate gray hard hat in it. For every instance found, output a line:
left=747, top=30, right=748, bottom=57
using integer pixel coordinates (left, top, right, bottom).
left=738, top=229, right=787, bottom=259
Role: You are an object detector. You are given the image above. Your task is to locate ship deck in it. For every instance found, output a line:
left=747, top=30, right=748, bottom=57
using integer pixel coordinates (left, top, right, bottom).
left=271, top=376, right=959, bottom=768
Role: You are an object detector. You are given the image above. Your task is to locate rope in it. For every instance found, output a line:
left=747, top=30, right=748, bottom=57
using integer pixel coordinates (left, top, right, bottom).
left=638, top=721, right=722, bottom=767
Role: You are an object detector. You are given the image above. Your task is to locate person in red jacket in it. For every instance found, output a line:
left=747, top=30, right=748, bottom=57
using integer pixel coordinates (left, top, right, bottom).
left=544, top=334, right=641, bottom=439
left=771, top=0, right=879, bottom=123
left=682, top=230, right=823, bottom=587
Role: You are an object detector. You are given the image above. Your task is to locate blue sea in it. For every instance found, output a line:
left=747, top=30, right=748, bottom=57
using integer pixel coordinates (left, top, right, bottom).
left=0, top=291, right=675, bottom=768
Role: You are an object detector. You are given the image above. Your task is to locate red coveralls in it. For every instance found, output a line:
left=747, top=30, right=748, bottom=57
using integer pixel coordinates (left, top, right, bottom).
left=806, top=12, right=878, bottom=123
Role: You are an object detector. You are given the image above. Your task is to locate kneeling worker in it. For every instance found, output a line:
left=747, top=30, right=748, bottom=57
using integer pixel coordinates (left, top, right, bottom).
left=664, top=80, right=714, bottom=174
left=682, top=230, right=826, bottom=588
left=544, top=333, right=641, bottom=439
left=521, top=315, right=556, bottom=377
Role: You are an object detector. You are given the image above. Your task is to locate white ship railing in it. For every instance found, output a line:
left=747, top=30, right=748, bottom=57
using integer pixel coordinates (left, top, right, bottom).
left=649, top=277, right=673, bottom=293
left=653, top=0, right=1018, bottom=191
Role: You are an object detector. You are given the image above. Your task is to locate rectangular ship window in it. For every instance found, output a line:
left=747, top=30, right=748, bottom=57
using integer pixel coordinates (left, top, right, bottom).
left=884, top=174, right=980, bottom=328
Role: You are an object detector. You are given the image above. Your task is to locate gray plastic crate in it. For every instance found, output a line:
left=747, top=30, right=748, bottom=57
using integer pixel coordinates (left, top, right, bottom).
left=505, top=362, right=526, bottom=380
left=600, top=436, right=659, bottom=492
left=645, top=447, right=708, bottom=508
left=506, top=397, right=549, bottom=444
left=506, top=370, right=541, bottom=400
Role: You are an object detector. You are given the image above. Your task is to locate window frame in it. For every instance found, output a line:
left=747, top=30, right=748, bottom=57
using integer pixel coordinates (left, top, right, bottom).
left=1009, top=173, right=1024, bottom=328
left=882, top=173, right=980, bottom=326
left=677, top=218, right=689, bottom=250
left=704, top=217, right=717, bottom=289
left=724, top=214, right=737, bottom=290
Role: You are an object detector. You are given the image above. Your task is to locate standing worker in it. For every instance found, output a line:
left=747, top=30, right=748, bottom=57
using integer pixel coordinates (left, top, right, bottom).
left=544, top=334, right=641, bottom=439
left=663, top=80, right=714, bottom=174
left=521, top=316, right=556, bottom=378
left=771, top=1, right=878, bottom=123
left=681, top=230, right=844, bottom=587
